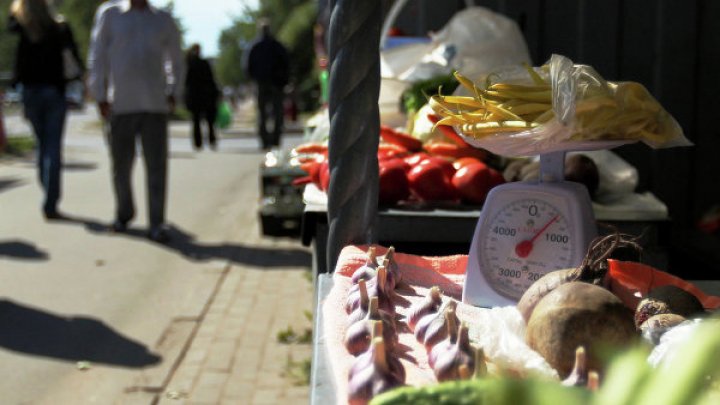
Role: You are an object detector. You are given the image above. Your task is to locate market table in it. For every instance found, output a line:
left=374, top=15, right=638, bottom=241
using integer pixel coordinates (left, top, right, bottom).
left=301, top=184, right=671, bottom=276
left=309, top=273, right=720, bottom=405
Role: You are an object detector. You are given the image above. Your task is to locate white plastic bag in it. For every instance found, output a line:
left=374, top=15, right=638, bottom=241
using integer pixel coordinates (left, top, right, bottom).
left=379, top=6, right=532, bottom=82
left=580, top=150, right=639, bottom=196
left=399, top=7, right=531, bottom=83
left=647, top=318, right=717, bottom=368
left=458, top=303, right=559, bottom=379
left=380, top=6, right=531, bottom=128
left=304, top=107, right=330, bottom=143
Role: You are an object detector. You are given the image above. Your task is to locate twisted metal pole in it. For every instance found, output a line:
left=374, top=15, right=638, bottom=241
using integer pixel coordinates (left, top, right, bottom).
left=326, top=0, right=382, bottom=272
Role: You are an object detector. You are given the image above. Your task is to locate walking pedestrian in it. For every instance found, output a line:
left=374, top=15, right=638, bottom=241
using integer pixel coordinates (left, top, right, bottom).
left=87, top=0, right=184, bottom=243
left=7, top=0, right=84, bottom=220
left=184, top=43, right=220, bottom=151
left=243, top=20, right=289, bottom=150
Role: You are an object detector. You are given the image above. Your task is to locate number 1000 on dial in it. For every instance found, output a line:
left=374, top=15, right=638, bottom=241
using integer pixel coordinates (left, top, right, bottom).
left=481, top=198, right=575, bottom=299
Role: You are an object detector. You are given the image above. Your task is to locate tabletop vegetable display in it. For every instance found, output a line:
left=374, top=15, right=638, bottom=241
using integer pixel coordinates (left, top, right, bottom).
left=312, top=54, right=708, bottom=405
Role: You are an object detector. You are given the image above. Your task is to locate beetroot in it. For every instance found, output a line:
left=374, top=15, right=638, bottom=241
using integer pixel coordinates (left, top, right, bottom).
left=526, top=282, right=636, bottom=378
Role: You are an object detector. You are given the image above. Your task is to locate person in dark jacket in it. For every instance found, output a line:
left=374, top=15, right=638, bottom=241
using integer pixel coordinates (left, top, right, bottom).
left=243, top=21, right=289, bottom=150
left=8, top=0, right=84, bottom=220
left=184, top=43, right=220, bottom=150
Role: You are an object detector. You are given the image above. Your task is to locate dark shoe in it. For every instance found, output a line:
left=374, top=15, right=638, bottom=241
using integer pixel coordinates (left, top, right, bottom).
left=147, top=227, right=170, bottom=244
left=44, top=210, right=66, bottom=221
left=110, top=220, right=128, bottom=233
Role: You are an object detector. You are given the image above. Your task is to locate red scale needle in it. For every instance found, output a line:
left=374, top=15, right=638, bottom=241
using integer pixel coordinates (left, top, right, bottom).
left=515, top=215, right=559, bottom=258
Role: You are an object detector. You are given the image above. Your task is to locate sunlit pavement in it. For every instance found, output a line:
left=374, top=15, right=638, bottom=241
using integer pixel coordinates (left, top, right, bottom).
left=0, top=101, right=313, bottom=403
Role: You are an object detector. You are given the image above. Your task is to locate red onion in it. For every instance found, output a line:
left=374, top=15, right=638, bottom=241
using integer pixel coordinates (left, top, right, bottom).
left=414, top=300, right=456, bottom=344
left=380, top=261, right=397, bottom=291
left=347, top=266, right=395, bottom=314
left=406, top=286, right=443, bottom=332
left=345, top=279, right=369, bottom=314
left=351, top=247, right=379, bottom=284
left=382, top=246, right=402, bottom=286
left=344, top=298, right=397, bottom=356
left=348, top=338, right=405, bottom=405
left=423, top=304, right=459, bottom=349
left=457, top=347, right=488, bottom=380
left=432, top=323, right=473, bottom=382
left=348, top=321, right=403, bottom=378
left=428, top=310, right=458, bottom=368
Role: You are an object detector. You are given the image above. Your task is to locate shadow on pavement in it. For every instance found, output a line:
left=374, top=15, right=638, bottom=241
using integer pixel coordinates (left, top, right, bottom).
left=0, top=240, right=49, bottom=261
left=0, top=177, right=26, bottom=194
left=63, top=161, right=98, bottom=171
left=0, top=299, right=161, bottom=368
left=164, top=225, right=312, bottom=268
left=50, top=214, right=311, bottom=269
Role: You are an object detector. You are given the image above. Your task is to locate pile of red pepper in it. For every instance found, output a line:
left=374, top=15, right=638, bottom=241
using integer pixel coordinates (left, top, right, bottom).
left=293, top=115, right=505, bottom=206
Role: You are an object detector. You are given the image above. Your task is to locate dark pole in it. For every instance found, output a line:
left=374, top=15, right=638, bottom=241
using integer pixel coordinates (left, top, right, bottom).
left=326, top=0, right=382, bottom=272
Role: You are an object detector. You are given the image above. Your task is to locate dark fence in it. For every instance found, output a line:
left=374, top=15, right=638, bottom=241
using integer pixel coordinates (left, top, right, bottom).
left=397, top=0, right=719, bottom=226
left=391, top=0, right=720, bottom=275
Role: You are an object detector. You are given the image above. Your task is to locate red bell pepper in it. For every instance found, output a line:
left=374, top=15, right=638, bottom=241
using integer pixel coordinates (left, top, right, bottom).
left=423, top=142, right=488, bottom=161
left=380, top=125, right=423, bottom=152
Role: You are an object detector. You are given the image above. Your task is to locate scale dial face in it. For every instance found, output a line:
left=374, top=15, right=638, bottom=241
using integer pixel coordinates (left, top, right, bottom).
left=480, top=197, right=575, bottom=300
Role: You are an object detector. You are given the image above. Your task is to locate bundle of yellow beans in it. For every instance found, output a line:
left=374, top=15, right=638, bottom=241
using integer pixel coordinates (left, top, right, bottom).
left=430, top=62, right=684, bottom=148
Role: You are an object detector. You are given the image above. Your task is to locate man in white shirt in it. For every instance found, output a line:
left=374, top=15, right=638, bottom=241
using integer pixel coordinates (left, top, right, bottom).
left=88, top=0, right=184, bottom=243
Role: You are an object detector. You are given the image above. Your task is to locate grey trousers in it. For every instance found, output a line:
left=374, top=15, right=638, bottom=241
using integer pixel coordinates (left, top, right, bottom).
left=109, top=113, right=168, bottom=229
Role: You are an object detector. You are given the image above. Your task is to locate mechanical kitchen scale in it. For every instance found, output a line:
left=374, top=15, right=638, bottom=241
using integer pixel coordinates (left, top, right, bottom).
left=463, top=150, right=598, bottom=308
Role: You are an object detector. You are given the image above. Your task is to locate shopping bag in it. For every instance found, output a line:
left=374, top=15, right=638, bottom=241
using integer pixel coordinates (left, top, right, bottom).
left=215, top=101, right=232, bottom=129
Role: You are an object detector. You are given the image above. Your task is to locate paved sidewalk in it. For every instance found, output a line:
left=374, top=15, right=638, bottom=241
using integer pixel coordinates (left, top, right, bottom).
left=1, top=99, right=316, bottom=404
left=156, top=101, right=315, bottom=404
left=158, top=254, right=314, bottom=404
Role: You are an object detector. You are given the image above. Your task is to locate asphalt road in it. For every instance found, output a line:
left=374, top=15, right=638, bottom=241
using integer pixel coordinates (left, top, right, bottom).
left=0, top=106, right=307, bottom=403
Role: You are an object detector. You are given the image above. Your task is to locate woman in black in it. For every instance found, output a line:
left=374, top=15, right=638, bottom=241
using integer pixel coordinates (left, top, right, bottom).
left=184, top=43, right=220, bottom=150
left=8, top=0, right=84, bottom=219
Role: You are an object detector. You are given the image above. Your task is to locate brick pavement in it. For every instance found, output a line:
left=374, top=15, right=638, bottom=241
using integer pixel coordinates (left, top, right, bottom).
left=157, top=260, right=314, bottom=405
left=155, top=100, right=315, bottom=405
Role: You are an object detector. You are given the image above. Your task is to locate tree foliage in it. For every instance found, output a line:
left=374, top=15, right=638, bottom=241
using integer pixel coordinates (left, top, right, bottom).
left=0, top=0, right=183, bottom=82
left=0, top=0, right=18, bottom=77
left=276, top=1, right=317, bottom=108
left=215, top=0, right=319, bottom=110
left=1, top=0, right=318, bottom=108
left=214, top=13, right=256, bottom=89
left=0, top=0, right=104, bottom=82
left=55, top=0, right=105, bottom=60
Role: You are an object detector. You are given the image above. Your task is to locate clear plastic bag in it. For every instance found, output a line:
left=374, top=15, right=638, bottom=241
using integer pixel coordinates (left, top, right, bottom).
left=450, top=54, right=692, bottom=157
left=459, top=304, right=559, bottom=379
left=647, top=318, right=717, bottom=368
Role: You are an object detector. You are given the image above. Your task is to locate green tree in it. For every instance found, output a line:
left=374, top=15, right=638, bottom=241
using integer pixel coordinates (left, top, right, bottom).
left=215, top=0, right=319, bottom=111
left=275, top=0, right=317, bottom=110
left=214, top=18, right=256, bottom=88
left=55, top=0, right=105, bottom=60
left=0, top=0, right=184, bottom=83
left=0, top=0, right=104, bottom=82
left=0, top=0, right=18, bottom=80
